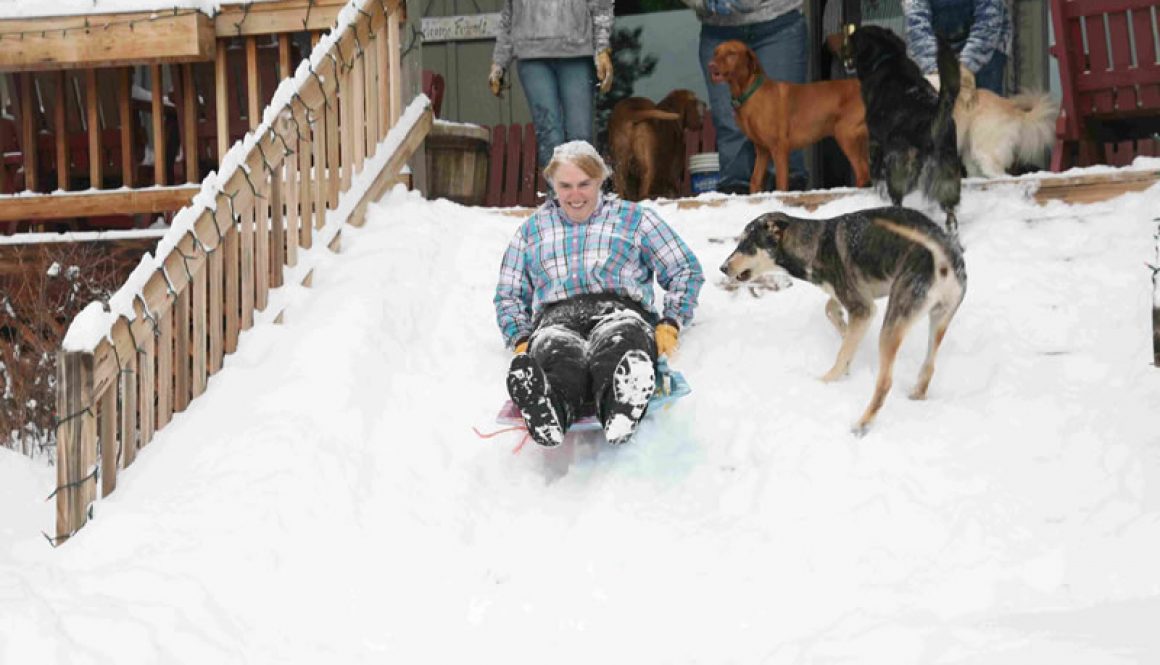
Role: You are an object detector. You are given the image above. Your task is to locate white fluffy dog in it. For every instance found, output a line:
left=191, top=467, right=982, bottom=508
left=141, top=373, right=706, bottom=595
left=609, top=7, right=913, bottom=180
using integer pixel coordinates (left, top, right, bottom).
left=928, top=68, right=1059, bottom=177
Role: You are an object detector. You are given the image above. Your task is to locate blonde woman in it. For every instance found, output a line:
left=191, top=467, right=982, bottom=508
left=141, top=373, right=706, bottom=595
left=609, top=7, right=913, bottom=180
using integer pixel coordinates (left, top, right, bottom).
left=494, top=141, right=704, bottom=447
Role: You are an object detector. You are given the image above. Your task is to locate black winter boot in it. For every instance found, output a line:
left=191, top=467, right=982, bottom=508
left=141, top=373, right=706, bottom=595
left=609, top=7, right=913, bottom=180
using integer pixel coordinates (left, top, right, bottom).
left=506, top=354, right=565, bottom=447
left=601, top=350, right=655, bottom=445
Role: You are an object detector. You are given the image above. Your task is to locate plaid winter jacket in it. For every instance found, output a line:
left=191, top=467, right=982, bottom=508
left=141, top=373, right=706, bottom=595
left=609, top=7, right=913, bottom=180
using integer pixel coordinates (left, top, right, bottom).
left=904, top=0, right=1012, bottom=75
left=492, top=0, right=614, bottom=69
left=494, top=197, right=705, bottom=349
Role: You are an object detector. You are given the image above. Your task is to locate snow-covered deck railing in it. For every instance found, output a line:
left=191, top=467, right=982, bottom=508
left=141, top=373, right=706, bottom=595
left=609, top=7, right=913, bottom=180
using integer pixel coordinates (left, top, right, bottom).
left=51, top=0, right=432, bottom=545
left=0, top=0, right=359, bottom=226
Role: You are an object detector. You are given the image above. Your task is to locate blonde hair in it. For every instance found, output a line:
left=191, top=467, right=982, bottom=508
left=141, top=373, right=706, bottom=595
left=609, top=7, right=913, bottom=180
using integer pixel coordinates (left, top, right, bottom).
left=542, top=140, right=613, bottom=184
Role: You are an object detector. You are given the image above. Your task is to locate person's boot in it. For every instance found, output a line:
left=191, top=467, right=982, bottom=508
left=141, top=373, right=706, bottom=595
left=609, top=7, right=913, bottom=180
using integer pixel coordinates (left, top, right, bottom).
left=601, top=350, right=656, bottom=445
left=506, top=354, right=565, bottom=447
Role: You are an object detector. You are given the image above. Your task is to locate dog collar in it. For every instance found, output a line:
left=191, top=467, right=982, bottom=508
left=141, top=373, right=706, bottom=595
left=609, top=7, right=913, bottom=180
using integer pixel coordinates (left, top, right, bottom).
left=731, top=73, right=765, bottom=109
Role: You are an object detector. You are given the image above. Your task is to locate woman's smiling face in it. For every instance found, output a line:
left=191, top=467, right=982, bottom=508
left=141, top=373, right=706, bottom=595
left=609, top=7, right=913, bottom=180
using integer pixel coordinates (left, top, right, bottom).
left=553, top=161, right=602, bottom=223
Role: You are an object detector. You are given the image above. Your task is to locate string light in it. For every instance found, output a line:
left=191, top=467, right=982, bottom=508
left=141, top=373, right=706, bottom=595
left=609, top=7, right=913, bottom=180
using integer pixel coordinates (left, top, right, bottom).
left=0, top=7, right=203, bottom=41
left=43, top=0, right=404, bottom=546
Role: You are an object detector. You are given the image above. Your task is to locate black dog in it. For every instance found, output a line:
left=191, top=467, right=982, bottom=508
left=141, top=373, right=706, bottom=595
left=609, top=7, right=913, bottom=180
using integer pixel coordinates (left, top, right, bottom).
left=843, top=26, right=962, bottom=236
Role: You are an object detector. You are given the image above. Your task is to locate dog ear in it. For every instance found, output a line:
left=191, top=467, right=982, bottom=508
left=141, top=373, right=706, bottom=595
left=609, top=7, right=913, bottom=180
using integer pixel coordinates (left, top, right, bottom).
left=761, top=213, right=790, bottom=241
left=683, top=97, right=705, bottom=131
left=743, top=47, right=758, bottom=81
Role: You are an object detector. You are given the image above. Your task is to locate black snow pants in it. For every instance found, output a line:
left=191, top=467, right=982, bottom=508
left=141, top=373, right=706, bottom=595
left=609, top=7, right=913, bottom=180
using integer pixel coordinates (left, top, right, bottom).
left=527, top=294, right=657, bottom=428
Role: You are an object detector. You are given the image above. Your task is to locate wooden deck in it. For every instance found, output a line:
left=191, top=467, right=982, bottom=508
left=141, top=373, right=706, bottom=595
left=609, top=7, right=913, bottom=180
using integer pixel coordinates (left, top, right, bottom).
left=0, top=0, right=388, bottom=231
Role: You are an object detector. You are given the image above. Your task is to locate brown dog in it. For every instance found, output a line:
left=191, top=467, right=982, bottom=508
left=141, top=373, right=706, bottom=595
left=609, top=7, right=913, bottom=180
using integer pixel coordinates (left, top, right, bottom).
left=608, top=89, right=704, bottom=201
left=708, top=40, right=870, bottom=193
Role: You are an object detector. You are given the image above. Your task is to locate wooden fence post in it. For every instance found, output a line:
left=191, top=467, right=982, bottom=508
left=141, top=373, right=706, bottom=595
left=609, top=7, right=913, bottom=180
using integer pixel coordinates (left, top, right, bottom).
left=1153, top=221, right=1159, bottom=367
left=55, top=350, right=96, bottom=544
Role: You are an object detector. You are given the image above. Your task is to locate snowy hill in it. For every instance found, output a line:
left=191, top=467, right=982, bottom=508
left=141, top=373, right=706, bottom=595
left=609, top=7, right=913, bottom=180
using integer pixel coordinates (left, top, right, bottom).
left=2, top=179, right=1159, bottom=664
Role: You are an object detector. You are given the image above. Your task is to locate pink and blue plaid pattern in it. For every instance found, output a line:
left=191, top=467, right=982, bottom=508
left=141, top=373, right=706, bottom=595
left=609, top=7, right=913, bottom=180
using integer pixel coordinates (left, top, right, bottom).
left=494, top=197, right=704, bottom=348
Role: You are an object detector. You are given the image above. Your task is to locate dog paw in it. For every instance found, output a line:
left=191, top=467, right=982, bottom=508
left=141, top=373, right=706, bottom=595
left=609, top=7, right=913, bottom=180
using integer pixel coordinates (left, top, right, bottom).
left=850, top=421, right=871, bottom=437
left=908, top=389, right=928, bottom=401
left=820, top=369, right=846, bottom=383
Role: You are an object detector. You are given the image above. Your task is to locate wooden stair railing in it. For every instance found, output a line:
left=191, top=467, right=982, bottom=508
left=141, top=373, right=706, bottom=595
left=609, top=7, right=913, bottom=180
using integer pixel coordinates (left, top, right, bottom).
left=51, top=0, right=430, bottom=545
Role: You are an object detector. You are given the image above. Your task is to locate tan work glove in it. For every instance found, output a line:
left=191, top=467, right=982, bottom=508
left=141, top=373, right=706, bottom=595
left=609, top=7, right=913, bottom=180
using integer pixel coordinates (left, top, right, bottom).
left=595, top=49, right=614, bottom=94
left=488, top=63, right=505, bottom=97
left=513, top=339, right=528, bottom=355
left=655, top=321, right=679, bottom=358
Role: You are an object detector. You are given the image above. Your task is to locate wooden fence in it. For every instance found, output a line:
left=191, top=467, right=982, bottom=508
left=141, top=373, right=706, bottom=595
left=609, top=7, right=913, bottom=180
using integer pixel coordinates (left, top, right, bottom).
left=51, top=0, right=432, bottom=544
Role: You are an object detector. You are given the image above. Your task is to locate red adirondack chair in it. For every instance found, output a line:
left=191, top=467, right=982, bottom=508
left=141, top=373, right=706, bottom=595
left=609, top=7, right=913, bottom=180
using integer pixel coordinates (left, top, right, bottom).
left=1050, top=0, right=1160, bottom=170
left=422, top=70, right=445, bottom=119
left=485, top=122, right=545, bottom=207
left=682, top=113, right=717, bottom=196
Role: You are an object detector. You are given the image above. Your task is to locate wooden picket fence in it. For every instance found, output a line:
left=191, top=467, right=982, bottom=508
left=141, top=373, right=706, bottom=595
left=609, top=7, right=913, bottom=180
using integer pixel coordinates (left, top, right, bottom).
left=51, top=0, right=432, bottom=544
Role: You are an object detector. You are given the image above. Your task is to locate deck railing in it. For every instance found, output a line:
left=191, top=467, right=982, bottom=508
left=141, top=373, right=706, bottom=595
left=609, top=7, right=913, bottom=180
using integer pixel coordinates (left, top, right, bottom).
left=50, top=0, right=432, bottom=544
left=0, top=0, right=368, bottom=231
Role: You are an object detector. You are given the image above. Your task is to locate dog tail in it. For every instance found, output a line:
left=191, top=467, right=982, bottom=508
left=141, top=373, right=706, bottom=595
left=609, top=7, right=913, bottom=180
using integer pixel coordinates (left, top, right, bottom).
left=1011, top=91, right=1059, bottom=166
left=627, top=109, right=681, bottom=124
left=873, top=217, right=956, bottom=278
left=932, top=37, right=960, bottom=143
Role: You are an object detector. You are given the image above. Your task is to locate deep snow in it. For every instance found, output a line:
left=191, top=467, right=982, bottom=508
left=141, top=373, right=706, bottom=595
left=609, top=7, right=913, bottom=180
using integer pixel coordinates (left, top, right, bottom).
left=2, top=174, right=1160, bottom=664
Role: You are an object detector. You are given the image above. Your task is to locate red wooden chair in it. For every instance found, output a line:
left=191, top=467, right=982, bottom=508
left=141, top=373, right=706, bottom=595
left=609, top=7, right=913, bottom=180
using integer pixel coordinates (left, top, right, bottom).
left=1050, top=0, right=1160, bottom=170
left=484, top=122, right=545, bottom=207
left=682, top=113, right=717, bottom=196
left=422, top=70, right=445, bottom=119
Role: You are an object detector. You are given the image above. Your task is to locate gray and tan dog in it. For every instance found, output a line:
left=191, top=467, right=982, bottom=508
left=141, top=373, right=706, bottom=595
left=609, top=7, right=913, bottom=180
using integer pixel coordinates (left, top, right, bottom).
left=721, top=207, right=967, bottom=434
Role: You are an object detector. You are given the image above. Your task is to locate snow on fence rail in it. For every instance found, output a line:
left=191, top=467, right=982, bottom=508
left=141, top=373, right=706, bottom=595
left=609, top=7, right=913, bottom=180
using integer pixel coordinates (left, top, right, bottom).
left=51, top=0, right=432, bottom=545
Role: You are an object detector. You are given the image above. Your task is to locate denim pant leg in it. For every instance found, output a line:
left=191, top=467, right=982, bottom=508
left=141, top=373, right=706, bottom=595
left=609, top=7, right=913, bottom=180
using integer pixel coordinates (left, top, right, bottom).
left=517, top=58, right=594, bottom=172
left=699, top=11, right=808, bottom=191
left=749, top=12, right=808, bottom=181
left=518, top=59, right=565, bottom=172
left=972, top=51, right=1006, bottom=95
left=554, top=58, right=595, bottom=146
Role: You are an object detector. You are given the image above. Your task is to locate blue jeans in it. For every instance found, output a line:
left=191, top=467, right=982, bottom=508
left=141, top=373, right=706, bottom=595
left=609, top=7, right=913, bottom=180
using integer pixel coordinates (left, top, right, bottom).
left=698, top=11, right=808, bottom=192
left=516, top=57, right=595, bottom=173
left=929, top=0, right=1007, bottom=94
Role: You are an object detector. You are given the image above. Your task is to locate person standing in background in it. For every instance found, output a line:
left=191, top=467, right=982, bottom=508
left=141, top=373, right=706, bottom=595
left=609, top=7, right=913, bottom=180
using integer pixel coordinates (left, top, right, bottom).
left=684, top=0, right=808, bottom=194
left=903, top=0, right=1012, bottom=95
left=488, top=1, right=616, bottom=178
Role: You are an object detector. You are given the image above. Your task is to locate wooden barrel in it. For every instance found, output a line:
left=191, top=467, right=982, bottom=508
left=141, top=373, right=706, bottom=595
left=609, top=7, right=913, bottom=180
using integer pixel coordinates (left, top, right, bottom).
left=424, top=120, right=490, bottom=206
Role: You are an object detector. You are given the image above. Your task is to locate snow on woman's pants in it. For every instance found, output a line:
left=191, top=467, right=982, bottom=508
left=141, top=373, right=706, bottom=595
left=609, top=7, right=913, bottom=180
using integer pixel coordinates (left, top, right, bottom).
left=527, top=294, right=656, bottom=429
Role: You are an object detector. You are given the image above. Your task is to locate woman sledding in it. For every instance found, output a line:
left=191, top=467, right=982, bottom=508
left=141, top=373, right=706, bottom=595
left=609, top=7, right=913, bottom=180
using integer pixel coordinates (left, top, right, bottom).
left=494, top=140, right=705, bottom=448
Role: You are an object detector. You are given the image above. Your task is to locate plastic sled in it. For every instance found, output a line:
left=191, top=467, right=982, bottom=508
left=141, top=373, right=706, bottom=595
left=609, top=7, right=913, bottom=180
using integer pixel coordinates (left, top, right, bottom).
left=495, top=357, right=691, bottom=432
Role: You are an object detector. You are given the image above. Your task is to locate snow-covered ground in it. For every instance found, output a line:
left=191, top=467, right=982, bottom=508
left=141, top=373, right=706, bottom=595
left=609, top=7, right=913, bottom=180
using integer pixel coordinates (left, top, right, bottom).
left=2, top=175, right=1159, bottom=664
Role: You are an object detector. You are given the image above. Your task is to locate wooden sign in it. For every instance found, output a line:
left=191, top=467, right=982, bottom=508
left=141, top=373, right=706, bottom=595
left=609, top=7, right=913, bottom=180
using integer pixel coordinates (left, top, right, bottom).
left=421, top=13, right=500, bottom=43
